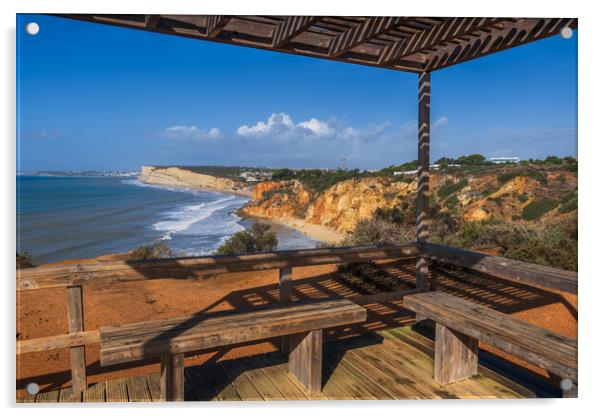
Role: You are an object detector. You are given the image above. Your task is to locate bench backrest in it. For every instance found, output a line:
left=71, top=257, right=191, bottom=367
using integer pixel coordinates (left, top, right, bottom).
left=404, top=291, right=577, bottom=381
left=100, top=299, right=366, bottom=366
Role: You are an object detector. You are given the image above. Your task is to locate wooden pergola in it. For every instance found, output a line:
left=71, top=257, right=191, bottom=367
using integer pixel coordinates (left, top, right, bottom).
left=17, top=15, right=578, bottom=401
left=59, top=14, right=577, bottom=291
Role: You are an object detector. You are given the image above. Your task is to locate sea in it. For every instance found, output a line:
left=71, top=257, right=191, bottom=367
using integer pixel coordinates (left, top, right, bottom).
left=16, top=176, right=318, bottom=265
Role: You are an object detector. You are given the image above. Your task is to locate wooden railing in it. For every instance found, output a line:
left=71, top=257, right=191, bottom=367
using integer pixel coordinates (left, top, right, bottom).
left=16, top=243, right=419, bottom=392
left=16, top=241, right=577, bottom=392
left=420, top=243, right=578, bottom=294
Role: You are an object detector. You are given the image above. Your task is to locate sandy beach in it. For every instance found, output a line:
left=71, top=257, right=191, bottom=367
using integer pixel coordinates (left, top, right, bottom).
left=244, top=215, right=346, bottom=245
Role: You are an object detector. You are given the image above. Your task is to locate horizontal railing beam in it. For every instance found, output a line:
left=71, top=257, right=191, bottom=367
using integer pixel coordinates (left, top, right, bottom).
left=17, top=330, right=100, bottom=355
left=419, top=242, right=577, bottom=294
left=17, top=243, right=418, bottom=291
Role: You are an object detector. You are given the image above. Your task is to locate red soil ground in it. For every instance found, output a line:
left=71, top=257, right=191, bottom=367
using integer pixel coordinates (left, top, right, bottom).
left=16, top=259, right=577, bottom=397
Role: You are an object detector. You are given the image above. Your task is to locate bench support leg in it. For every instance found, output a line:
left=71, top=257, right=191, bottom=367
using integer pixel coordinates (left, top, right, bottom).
left=160, top=353, right=185, bottom=401
left=289, top=329, right=322, bottom=394
left=434, top=323, right=478, bottom=385
left=279, top=267, right=293, bottom=354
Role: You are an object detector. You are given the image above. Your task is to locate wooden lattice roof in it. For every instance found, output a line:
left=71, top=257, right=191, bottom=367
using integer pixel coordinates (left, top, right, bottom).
left=59, top=15, right=577, bottom=73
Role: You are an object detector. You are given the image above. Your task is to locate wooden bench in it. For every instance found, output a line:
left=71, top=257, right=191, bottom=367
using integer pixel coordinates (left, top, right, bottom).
left=404, top=291, right=577, bottom=397
left=99, top=299, right=366, bottom=401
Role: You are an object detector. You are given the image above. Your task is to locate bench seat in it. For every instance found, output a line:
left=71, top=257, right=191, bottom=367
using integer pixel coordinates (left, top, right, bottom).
left=404, top=291, right=577, bottom=395
left=100, top=299, right=366, bottom=400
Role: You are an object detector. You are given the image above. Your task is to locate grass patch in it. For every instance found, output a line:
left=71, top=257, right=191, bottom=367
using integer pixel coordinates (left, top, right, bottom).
left=438, top=178, right=468, bottom=199
left=517, top=194, right=529, bottom=203
left=521, top=199, right=559, bottom=221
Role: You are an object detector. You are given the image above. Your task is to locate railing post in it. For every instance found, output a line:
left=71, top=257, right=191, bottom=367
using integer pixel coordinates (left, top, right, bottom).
left=67, top=284, right=87, bottom=392
left=279, top=267, right=293, bottom=353
left=416, top=71, right=431, bottom=323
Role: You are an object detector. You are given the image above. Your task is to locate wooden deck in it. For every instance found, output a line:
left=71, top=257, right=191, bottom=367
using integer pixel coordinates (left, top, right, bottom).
left=18, top=325, right=536, bottom=402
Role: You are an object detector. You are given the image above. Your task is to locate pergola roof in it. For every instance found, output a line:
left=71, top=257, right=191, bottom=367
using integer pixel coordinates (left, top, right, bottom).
left=59, top=15, right=577, bottom=73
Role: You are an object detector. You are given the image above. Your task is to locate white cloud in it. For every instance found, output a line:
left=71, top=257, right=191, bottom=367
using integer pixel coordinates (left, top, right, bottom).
left=237, top=112, right=391, bottom=142
left=432, top=116, right=449, bottom=132
left=163, top=125, right=220, bottom=139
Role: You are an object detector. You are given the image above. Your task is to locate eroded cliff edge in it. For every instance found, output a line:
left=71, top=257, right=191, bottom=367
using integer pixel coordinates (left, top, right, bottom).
left=139, top=166, right=252, bottom=196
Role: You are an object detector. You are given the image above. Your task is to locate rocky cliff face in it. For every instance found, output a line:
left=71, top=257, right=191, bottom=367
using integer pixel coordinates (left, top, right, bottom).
left=241, top=177, right=417, bottom=234
left=241, top=167, right=577, bottom=237
left=139, top=166, right=251, bottom=195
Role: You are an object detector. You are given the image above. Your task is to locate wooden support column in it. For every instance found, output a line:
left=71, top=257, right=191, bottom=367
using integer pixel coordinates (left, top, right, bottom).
left=289, top=329, right=323, bottom=394
left=67, top=285, right=87, bottom=392
left=160, top=353, right=185, bottom=401
left=434, top=323, right=478, bottom=385
left=416, top=71, right=431, bottom=298
left=279, top=267, right=293, bottom=353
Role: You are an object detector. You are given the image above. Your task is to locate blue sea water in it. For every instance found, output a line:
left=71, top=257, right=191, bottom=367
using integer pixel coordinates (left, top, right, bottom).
left=16, top=176, right=318, bottom=264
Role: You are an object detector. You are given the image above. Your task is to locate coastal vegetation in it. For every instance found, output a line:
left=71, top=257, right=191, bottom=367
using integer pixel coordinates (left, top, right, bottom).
left=16, top=252, right=34, bottom=269
left=129, top=242, right=173, bottom=260
left=240, top=154, right=577, bottom=271
left=216, top=223, right=278, bottom=255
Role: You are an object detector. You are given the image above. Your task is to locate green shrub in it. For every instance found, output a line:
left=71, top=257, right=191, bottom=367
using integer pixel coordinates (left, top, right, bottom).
left=344, top=218, right=413, bottom=246
left=129, top=242, right=173, bottom=260
left=374, top=206, right=405, bottom=225
left=16, top=252, right=35, bottom=269
left=566, top=163, right=578, bottom=173
left=497, top=169, right=548, bottom=185
left=436, top=217, right=577, bottom=271
left=521, top=199, right=558, bottom=221
left=456, top=154, right=487, bottom=165
left=216, top=223, right=278, bottom=255
left=559, top=197, right=577, bottom=213
left=438, top=178, right=468, bottom=199
left=517, top=194, right=529, bottom=203
left=444, top=194, right=460, bottom=211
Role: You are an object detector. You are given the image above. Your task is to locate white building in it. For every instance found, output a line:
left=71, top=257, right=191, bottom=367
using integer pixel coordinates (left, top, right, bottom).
left=489, top=157, right=520, bottom=164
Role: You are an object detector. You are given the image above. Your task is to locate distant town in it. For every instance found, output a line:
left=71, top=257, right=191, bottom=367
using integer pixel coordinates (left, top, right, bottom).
left=17, top=170, right=140, bottom=177
left=16, top=156, right=532, bottom=180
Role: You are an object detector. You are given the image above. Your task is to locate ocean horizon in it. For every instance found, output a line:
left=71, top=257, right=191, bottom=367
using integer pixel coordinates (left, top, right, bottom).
left=16, top=176, right=318, bottom=264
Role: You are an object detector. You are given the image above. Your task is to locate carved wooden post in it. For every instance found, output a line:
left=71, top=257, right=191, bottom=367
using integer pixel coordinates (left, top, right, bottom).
left=416, top=71, right=431, bottom=294
left=160, top=353, right=185, bottom=401
left=279, top=267, right=293, bottom=353
left=67, top=284, right=87, bottom=392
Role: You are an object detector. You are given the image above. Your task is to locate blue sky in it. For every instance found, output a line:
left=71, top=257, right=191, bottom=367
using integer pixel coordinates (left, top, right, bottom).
left=17, top=14, right=577, bottom=171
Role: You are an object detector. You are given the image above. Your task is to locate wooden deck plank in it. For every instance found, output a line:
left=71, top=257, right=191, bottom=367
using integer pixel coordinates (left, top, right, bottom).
left=35, top=388, right=59, bottom=403
left=346, top=344, right=429, bottom=399
left=323, top=346, right=395, bottom=400
left=185, top=366, right=220, bottom=401
left=237, top=355, right=287, bottom=400
left=147, top=373, right=162, bottom=402
left=105, top=378, right=128, bottom=402
left=379, top=329, right=491, bottom=399
left=219, top=359, right=265, bottom=400
left=16, top=393, right=36, bottom=403
left=255, top=354, right=311, bottom=400
left=58, top=386, right=82, bottom=402
left=321, top=348, right=378, bottom=400
left=202, top=361, right=242, bottom=401
left=81, top=381, right=105, bottom=402
left=125, top=375, right=151, bottom=402
left=17, top=327, right=537, bottom=402
left=264, top=352, right=331, bottom=400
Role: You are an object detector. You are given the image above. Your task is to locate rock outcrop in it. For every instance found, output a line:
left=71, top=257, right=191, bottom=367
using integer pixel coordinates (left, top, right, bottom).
left=139, top=166, right=251, bottom=196
left=241, top=177, right=417, bottom=234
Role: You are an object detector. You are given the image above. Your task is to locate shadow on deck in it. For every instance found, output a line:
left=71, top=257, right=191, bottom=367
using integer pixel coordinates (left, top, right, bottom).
left=20, top=325, right=543, bottom=403
left=17, top=258, right=573, bottom=402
